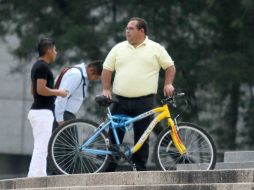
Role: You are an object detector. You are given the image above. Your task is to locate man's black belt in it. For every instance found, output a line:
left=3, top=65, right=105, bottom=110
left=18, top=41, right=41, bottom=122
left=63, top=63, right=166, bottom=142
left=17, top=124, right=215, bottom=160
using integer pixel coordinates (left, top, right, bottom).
left=115, top=94, right=155, bottom=100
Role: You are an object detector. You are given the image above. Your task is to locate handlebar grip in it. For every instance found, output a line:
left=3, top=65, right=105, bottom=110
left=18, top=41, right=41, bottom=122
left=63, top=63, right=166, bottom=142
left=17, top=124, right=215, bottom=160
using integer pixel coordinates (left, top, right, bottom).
left=176, top=92, right=185, bottom=97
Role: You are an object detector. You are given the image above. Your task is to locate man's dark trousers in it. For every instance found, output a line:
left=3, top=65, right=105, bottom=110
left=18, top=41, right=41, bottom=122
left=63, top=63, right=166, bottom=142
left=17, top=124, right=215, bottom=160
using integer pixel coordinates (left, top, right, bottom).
left=105, top=94, right=155, bottom=171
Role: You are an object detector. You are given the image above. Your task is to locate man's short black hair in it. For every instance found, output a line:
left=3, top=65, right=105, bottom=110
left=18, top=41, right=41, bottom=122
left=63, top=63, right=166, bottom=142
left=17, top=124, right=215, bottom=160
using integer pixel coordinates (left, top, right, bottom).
left=129, top=17, right=148, bottom=35
left=37, top=37, right=55, bottom=57
left=87, top=60, right=103, bottom=75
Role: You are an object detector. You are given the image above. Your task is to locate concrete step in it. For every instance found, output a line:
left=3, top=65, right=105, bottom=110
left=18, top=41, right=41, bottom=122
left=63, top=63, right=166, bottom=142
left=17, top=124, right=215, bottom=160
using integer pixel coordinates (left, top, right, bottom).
left=22, top=183, right=254, bottom=190
left=176, top=163, right=210, bottom=170
left=224, top=151, right=254, bottom=162
left=216, top=162, right=254, bottom=170
left=171, top=162, right=254, bottom=170
left=1, top=170, right=254, bottom=189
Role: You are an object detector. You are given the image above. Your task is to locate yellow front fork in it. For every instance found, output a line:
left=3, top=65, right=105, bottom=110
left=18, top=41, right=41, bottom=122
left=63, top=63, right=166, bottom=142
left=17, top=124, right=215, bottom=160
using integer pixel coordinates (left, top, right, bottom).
left=168, top=118, right=187, bottom=154
left=154, top=105, right=187, bottom=155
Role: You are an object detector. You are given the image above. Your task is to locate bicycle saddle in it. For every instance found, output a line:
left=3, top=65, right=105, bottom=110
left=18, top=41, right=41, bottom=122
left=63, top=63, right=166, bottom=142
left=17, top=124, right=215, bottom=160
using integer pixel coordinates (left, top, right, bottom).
left=95, top=95, right=117, bottom=107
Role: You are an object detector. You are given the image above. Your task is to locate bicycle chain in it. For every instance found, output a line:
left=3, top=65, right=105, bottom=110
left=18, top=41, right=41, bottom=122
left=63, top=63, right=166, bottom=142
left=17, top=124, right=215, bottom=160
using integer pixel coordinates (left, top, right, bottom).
left=109, top=144, right=132, bottom=163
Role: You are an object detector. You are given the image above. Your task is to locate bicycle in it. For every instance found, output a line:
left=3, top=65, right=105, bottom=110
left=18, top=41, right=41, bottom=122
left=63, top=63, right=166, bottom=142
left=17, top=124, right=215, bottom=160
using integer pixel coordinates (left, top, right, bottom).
left=48, top=93, right=216, bottom=174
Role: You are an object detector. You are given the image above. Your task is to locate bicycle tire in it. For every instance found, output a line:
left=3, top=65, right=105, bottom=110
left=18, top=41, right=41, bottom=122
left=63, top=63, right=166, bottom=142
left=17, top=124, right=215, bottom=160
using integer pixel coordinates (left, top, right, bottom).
left=48, top=119, right=111, bottom=174
left=154, top=122, right=216, bottom=171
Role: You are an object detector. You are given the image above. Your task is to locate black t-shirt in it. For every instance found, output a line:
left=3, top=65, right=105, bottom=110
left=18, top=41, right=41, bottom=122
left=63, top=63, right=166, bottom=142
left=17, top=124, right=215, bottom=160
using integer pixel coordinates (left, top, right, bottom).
left=30, top=60, right=55, bottom=111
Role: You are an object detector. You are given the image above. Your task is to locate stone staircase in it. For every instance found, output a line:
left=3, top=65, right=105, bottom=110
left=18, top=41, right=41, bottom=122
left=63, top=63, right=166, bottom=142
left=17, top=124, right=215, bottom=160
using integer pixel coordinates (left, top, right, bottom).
left=1, top=169, right=254, bottom=190
left=216, top=151, right=254, bottom=170
left=1, top=151, right=254, bottom=189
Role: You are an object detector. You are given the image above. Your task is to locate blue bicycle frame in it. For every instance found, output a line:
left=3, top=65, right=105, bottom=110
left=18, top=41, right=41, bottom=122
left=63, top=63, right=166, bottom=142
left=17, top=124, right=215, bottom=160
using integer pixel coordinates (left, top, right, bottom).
left=81, top=107, right=155, bottom=157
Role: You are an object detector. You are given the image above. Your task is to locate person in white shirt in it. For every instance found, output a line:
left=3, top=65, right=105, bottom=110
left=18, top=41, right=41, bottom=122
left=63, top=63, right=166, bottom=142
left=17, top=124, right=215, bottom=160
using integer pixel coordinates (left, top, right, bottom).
left=54, top=60, right=102, bottom=126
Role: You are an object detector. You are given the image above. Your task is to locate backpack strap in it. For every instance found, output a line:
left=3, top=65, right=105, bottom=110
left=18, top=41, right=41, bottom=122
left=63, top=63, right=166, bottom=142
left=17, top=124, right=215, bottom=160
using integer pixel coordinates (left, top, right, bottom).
left=55, top=66, right=86, bottom=98
left=55, top=67, right=71, bottom=89
left=73, top=66, right=86, bottom=98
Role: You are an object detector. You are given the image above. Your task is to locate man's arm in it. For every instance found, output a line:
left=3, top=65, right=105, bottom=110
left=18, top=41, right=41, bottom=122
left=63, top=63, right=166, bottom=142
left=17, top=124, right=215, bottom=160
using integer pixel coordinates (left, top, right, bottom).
left=55, top=95, right=68, bottom=125
left=55, top=70, right=82, bottom=124
left=36, top=79, right=67, bottom=97
left=102, top=69, right=113, bottom=99
left=163, top=65, right=176, bottom=97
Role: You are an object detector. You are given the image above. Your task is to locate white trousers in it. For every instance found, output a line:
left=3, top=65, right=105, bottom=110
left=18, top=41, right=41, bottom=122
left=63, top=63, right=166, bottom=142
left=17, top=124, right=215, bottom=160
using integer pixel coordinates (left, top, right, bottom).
left=27, top=109, right=54, bottom=177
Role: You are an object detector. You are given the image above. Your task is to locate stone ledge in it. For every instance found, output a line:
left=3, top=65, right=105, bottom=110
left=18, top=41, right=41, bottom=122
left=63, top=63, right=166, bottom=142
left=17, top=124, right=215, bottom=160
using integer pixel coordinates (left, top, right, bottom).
left=1, top=170, right=254, bottom=189
left=15, top=183, right=254, bottom=190
left=224, top=151, right=254, bottom=162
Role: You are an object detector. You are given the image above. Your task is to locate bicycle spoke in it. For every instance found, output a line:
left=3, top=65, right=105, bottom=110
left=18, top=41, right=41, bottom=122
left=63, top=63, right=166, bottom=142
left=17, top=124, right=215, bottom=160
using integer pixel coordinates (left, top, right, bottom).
left=49, top=120, right=110, bottom=174
left=156, top=124, right=216, bottom=171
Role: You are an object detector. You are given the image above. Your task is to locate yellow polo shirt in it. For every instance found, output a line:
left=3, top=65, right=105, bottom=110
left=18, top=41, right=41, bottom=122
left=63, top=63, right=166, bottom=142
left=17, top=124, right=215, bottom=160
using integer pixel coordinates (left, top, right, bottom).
left=103, top=37, right=174, bottom=98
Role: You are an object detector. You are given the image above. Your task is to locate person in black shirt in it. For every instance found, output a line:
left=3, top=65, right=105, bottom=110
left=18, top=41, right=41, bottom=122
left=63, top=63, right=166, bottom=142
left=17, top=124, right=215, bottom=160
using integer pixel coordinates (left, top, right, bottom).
left=27, top=38, right=67, bottom=177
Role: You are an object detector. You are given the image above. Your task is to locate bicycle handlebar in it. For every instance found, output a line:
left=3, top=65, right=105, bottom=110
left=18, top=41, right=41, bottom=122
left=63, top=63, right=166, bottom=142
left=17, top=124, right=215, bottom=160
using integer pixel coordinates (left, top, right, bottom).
left=160, top=92, right=185, bottom=107
left=95, top=95, right=118, bottom=107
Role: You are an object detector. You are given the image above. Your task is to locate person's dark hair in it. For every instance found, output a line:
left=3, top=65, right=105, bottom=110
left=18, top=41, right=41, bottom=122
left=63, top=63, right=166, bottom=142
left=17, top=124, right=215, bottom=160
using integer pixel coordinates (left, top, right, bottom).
left=87, top=60, right=103, bottom=75
left=129, top=17, right=148, bottom=35
left=37, top=37, right=55, bottom=57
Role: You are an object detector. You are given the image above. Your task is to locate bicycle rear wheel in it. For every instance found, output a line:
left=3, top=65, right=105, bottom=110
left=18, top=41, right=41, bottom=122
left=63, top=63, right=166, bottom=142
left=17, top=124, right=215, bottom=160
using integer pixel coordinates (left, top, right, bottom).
left=155, top=122, right=216, bottom=171
left=48, top=119, right=110, bottom=174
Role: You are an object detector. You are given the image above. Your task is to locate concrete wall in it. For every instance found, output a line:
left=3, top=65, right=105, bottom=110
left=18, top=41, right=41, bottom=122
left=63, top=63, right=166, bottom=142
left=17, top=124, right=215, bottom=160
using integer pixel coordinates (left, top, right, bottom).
left=0, top=36, right=33, bottom=155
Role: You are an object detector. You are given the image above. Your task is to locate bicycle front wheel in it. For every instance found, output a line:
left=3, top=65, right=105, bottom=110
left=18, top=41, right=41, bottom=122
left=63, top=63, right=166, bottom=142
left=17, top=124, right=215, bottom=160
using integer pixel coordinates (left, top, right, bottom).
left=48, top=119, right=110, bottom=174
left=155, top=122, right=216, bottom=171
